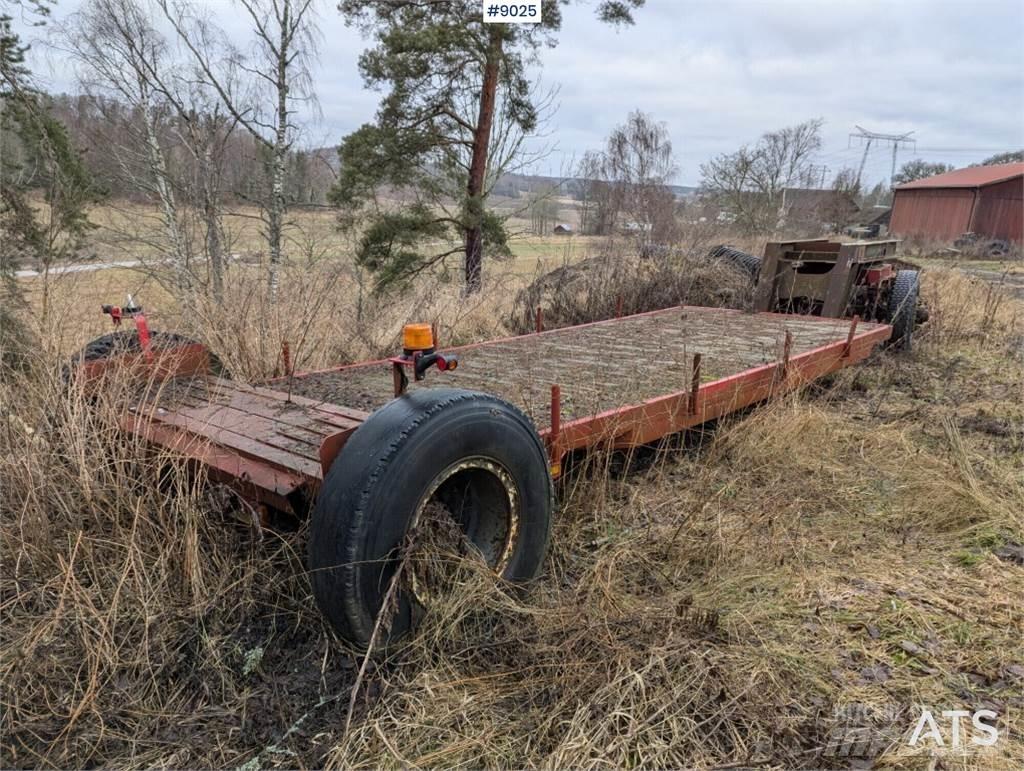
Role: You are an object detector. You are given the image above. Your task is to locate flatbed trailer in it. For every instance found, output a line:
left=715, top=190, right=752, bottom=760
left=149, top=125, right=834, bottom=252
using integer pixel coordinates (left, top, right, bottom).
left=85, top=303, right=890, bottom=648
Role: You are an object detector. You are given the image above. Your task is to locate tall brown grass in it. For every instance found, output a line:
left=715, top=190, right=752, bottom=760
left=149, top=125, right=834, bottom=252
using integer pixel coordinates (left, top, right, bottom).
left=2, top=263, right=1021, bottom=768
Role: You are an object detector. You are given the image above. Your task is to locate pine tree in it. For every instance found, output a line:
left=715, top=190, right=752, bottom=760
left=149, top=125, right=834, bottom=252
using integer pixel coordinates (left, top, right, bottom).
left=2, top=5, right=102, bottom=367
left=331, top=0, right=643, bottom=292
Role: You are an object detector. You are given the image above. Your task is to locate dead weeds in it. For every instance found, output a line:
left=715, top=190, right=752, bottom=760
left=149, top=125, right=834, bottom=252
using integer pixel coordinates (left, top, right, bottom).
left=2, top=266, right=1022, bottom=769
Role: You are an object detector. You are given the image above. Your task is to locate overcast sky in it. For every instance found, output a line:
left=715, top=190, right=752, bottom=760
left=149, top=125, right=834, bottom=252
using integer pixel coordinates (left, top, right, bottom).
left=13, top=0, right=1024, bottom=186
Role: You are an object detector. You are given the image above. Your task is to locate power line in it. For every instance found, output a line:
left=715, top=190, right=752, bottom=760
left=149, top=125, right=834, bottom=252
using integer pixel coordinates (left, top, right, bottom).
left=807, top=164, right=829, bottom=188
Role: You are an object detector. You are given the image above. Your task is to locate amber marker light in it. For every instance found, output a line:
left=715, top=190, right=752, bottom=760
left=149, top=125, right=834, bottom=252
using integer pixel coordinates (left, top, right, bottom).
left=402, top=323, right=434, bottom=352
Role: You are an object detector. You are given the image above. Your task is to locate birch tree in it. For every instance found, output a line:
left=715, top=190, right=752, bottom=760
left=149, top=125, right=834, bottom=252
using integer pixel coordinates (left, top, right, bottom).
left=66, top=0, right=241, bottom=303
left=159, top=0, right=320, bottom=298
left=603, top=110, right=677, bottom=244
left=67, top=0, right=193, bottom=296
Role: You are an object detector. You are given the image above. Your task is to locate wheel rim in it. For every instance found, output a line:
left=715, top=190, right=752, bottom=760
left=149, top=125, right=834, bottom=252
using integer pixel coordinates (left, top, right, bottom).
left=406, top=457, right=520, bottom=606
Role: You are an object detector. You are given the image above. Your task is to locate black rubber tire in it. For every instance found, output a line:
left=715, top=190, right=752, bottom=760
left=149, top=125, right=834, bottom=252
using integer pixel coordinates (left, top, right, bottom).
left=985, top=240, right=1010, bottom=259
left=887, top=270, right=920, bottom=350
left=67, top=330, right=224, bottom=376
left=708, top=245, right=761, bottom=281
left=308, top=388, right=553, bottom=650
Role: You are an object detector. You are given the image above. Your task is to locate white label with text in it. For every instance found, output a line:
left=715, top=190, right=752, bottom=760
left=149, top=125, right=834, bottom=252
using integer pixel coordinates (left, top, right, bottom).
left=483, top=0, right=541, bottom=24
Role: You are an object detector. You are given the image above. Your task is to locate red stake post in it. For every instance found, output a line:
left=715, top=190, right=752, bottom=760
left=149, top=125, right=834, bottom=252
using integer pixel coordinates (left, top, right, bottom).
left=135, top=312, right=153, bottom=363
left=281, top=340, right=292, bottom=377
left=549, top=384, right=561, bottom=473
left=689, top=353, right=702, bottom=415
left=775, top=330, right=794, bottom=389
left=843, top=315, right=860, bottom=358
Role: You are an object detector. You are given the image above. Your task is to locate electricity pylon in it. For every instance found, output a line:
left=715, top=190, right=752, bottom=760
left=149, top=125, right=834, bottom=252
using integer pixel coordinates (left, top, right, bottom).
left=849, top=126, right=916, bottom=188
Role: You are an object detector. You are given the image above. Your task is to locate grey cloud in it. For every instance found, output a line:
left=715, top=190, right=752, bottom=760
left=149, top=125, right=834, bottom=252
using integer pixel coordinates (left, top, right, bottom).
left=14, top=0, right=1024, bottom=185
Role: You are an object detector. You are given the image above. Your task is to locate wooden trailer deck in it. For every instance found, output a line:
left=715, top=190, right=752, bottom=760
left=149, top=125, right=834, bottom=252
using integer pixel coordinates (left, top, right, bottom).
left=124, top=306, right=890, bottom=512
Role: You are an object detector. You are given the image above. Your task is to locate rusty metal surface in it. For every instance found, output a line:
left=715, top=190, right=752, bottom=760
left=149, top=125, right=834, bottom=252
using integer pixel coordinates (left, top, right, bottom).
left=79, top=343, right=212, bottom=387
left=755, top=239, right=903, bottom=317
left=129, top=305, right=890, bottom=500
left=546, top=326, right=887, bottom=468
left=285, top=306, right=889, bottom=426
left=125, top=377, right=368, bottom=502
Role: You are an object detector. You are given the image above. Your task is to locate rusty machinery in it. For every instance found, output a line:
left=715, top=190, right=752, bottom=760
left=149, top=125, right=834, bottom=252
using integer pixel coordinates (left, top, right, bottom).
left=714, top=238, right=926, bottom=348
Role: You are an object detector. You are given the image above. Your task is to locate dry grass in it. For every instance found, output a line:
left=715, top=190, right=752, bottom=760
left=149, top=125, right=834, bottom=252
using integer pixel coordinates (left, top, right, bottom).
left=2, top=260, right=1022, bottom=769
left=24, top=198, right=607, bottom=280
left=507, top=247, right=753, bottom=334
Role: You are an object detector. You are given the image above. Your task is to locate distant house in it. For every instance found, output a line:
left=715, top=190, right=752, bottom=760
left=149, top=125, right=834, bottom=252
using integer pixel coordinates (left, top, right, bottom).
left=552, top=223, right=574, bottom=235
left=890, top=163, right=1023, bottom=243
left=781, top=188, right=860, bottom=230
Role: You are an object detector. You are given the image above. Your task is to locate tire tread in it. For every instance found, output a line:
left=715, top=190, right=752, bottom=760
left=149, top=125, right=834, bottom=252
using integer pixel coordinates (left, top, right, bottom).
left=309, top=388, right=551, bottom=647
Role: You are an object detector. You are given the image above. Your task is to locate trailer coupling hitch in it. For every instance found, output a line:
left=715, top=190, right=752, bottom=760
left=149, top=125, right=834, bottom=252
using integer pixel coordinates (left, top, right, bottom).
left=390, top=323, right=459, bottom=396
left=101, top=294, right=144, bottom=326
left=101, top=294, right=153, bottom=361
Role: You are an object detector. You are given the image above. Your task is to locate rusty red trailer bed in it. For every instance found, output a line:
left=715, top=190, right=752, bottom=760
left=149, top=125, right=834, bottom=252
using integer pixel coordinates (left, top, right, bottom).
left=123, top=305, right=890, bottom=512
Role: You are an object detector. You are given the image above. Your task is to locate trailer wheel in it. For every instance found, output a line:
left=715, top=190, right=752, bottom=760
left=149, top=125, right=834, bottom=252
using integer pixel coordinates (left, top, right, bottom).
left=708, top=245, right=761, bottom=281
left=309, top=388, right=553, bottom=649
left=887, top=270, right=920, bottom=350
left=67, top=331, right=224, bottom=379
left=985, top=239, right=1010, bottom=259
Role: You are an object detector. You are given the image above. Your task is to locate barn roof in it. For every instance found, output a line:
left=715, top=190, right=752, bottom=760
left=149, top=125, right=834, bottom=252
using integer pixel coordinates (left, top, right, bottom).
left=896, top=163, right=1024, bottom=190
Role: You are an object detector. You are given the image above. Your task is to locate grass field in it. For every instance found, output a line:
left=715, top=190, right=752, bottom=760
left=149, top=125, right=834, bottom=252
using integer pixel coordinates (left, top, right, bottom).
left=2, top=218, right=1022, bottom=768
left=66, top=200, right=604, bottom=277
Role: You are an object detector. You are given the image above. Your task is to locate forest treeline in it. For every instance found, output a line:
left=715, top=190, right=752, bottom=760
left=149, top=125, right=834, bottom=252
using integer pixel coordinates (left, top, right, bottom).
left=6, top=93, right=337, bottom=206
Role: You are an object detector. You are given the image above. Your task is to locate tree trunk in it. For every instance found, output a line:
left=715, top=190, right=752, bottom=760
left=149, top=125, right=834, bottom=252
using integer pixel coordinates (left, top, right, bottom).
left=464, top=28, right=502, bottom=293
left=267, top=0, right=290, bottom=301
left=268, top=140, right=285, bottom=299
left=205, top=201, right=223, bottom=301
left=142, top=90, right=191, bottom=306
left=203, top=141, right=224, bottom=302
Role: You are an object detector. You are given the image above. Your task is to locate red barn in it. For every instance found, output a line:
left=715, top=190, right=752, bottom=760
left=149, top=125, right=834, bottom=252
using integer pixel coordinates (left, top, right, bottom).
left=890, top=163, right=1023, bottom=243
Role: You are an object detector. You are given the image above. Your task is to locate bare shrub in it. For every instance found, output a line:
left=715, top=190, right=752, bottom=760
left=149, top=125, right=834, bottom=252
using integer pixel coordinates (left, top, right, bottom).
left=917, top=269, right=1022, bottom=351
left=508, top=249, right=753, bottom=334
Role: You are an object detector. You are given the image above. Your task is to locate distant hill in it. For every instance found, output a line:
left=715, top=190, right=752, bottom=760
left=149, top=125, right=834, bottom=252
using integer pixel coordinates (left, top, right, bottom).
left=491, top=171, right=697, bottom=200
left=308, top=146, right=698, bottom=201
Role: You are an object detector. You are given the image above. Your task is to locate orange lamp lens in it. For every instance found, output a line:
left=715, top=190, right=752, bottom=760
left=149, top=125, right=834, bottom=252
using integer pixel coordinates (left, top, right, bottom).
left=402, top=323, right=434, bottom=351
